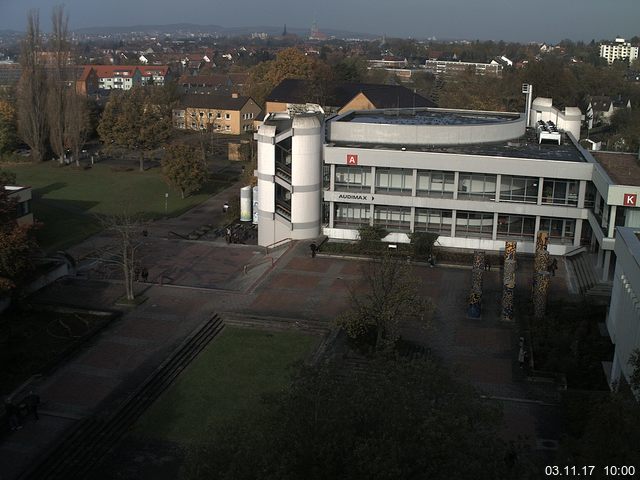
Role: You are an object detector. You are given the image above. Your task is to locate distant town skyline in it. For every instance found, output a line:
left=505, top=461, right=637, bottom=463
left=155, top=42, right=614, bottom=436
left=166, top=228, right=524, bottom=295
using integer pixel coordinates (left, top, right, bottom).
left=0, top=0, right=639, bottom=43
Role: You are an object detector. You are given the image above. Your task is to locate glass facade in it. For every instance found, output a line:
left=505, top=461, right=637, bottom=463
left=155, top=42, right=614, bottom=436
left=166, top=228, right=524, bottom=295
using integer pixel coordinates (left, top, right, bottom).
left=373, top=205, right=411, bottom=231
left=414, top=208, right=452, bottom=234
left=416, top=170, right=455, bottom=198
left=455, top=211, right=494, bottom=238
left=497, top=214, right=535, bottom=240
left=335, top=166, right=371, bottom=191
left=375, top=168, right=413, bottom=195
left=500, top=176, right=539, bottom=203
left=458, top=173, right=497, bottom=200
left=542, top=179, right=578, bottom=206
left=539, top=217, right=575, bottom=244
left=335, top=203, right=370, bottom=228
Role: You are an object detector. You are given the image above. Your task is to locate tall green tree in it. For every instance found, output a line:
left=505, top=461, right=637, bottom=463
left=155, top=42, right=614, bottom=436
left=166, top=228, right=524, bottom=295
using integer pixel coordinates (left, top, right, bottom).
left=47, top=4, right=70, bottom=164
left=97, top=87, right=172, bottom=171
left=16, top=10, right=48, bottom=162
left=161, top=144, right=209, bottom=199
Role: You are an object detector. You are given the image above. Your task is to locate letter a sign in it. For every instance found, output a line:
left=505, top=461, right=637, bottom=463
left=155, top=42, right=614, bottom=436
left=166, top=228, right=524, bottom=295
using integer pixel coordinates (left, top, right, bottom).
left=346, top=154, right=358, bottom=166
left=624, top=193, right=637, bottom=206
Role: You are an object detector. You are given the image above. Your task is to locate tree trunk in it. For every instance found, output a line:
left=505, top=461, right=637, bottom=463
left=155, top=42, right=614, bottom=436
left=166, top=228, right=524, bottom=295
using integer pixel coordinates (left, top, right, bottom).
left=139, top=152, right=144, bottom=172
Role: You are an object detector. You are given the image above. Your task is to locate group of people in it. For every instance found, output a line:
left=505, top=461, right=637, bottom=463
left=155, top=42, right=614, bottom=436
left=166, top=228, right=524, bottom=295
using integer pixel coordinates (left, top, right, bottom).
left=4, top=392, right=40, bottom=432
left=133, top=263, right=149, bottom=282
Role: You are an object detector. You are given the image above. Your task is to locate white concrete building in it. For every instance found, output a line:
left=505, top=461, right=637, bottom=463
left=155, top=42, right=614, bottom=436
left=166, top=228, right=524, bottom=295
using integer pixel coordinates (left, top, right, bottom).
left=607, top=226, right=640, bottom=396
left=599, top=38, right=639, bottom=65
left=255, top=97, right=640, bottom=282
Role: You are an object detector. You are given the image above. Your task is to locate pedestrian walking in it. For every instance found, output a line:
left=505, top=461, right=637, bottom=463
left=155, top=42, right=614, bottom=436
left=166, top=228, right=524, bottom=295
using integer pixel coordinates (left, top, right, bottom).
left=549, top=258, right=558, bottom=276
left=222, top=202, right=229, bottom=213
left=4, top=398, right=22, bottom=431
left=310, top=243, right=317, bottom=258
left=485, top=258, right=491, bottom=271
left=141, top=267, right=149, bottom=282
left=24, top=392, right=40, bottom=421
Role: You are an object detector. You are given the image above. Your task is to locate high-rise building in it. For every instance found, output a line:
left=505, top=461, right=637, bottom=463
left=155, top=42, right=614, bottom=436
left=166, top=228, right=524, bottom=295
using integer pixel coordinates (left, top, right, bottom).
left=599, top=37, right=639, bottom=65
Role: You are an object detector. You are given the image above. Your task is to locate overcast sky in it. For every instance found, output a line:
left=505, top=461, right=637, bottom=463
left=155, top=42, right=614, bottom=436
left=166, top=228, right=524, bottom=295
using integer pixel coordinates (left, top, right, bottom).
left=0, top=0, right=638, bottom=43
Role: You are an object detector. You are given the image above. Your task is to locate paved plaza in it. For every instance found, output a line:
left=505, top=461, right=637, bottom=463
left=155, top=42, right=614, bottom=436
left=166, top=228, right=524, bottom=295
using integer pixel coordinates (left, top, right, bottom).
left=0, top=184, right=573, bottom=478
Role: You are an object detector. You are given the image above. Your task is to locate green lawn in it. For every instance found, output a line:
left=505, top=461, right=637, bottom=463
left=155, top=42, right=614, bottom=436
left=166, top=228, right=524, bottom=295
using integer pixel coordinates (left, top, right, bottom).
left=132, top=327, right=318, bottom=445
left=8, top=162, right=234, bottom=251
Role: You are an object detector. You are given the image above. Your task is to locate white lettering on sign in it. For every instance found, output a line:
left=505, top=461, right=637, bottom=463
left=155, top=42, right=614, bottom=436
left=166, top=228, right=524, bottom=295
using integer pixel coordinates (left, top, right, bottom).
left=624, top=193, right=637, bottom=207
left=346, top=154, right=358, bottom=165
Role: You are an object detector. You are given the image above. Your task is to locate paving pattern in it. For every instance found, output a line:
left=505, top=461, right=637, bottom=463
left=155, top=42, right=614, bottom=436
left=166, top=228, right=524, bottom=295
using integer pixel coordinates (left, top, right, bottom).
left=0, top=183, right=574, bottom=478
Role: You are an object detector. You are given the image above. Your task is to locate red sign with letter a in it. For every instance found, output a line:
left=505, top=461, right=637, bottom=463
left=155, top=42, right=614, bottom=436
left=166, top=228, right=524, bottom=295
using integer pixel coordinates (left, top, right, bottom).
left=346, top=154, right=358, bottom=166
left=624, top=193, right=637, bottom=207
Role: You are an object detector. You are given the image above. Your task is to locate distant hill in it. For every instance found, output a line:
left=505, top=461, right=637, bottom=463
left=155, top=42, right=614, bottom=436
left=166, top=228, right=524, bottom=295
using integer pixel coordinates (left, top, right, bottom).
left=72, top=23, right=378, bottom=40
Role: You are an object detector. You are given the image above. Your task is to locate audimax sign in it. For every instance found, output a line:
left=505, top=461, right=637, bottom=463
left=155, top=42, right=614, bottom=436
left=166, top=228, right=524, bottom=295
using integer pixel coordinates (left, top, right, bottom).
left=337, top=193, right=374, bottom=201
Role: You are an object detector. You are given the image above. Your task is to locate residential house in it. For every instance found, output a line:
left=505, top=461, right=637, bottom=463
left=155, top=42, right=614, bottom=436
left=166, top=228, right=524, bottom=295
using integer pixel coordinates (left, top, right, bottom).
left=585, top=95, right=632, bottom=127
left=77, top=65, right=172, bottom=92
left=173, top=93, right=261, bottom=134
left=265, top=79, right=436, bottom=115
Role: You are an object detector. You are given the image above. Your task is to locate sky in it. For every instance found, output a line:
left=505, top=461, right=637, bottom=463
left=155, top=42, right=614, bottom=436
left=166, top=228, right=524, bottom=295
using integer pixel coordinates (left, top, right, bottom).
left=0, top=0, right=639, bottom=43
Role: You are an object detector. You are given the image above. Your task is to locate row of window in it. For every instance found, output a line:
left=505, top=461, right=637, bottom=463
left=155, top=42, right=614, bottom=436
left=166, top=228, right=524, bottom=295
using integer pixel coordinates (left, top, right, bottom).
left=333, top=167, right=579, bottom=206
left=191, top=111, right=231, bottom=120
left=332, top=203, right=576, bottom=244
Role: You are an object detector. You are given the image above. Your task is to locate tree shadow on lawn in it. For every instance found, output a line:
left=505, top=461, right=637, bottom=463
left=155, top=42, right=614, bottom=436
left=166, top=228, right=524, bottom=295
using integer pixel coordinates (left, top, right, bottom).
left=33, top=182, right=67, bottom=196
left=37, top=197, right=101, bottom=215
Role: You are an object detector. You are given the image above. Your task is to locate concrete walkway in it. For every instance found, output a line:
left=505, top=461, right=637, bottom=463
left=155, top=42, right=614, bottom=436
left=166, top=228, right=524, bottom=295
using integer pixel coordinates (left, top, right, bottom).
left=1, top=193, right=574, bottom=479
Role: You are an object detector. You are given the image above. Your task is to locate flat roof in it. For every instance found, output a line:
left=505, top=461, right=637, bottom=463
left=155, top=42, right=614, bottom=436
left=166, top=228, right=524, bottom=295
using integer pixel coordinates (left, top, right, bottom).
left=339, top=109, right=519, bottom=126
left=591, top=151, right=640, bottom=186
left=330, top=129, right=587, bottom=163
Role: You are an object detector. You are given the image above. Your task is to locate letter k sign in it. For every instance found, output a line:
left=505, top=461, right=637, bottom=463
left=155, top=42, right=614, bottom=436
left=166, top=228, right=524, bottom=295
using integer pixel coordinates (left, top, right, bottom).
left=624, top=193, right=637, bottom=206
left=346, top=154, right=358, bottom=165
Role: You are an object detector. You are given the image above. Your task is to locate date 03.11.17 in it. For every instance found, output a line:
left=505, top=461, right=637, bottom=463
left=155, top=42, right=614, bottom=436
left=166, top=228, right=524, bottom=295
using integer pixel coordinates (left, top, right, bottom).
left=544, top=466, right=636, bottom=476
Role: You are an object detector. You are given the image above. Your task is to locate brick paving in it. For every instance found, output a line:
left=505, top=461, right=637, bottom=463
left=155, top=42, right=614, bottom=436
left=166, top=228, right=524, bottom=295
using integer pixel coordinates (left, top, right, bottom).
left=0, top=207, right=573, bottom=479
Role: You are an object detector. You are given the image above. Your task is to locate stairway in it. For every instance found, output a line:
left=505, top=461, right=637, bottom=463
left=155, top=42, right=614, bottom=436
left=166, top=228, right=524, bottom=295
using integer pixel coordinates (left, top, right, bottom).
left=20, top=315, right=225, bottom=480
left=568, top=253, right=612, bottom=301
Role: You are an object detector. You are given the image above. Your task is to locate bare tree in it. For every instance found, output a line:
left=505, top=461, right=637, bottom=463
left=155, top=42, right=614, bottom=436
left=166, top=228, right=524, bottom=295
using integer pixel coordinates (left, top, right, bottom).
left=47, top=5, right=70, bottom=164
left=16, top=10, right=48, bottom=162
left=336, top=253, right=431, bottom=350
left=93, top=213, right=147, bottom=301
left=65, top=90, right=89, bottom=167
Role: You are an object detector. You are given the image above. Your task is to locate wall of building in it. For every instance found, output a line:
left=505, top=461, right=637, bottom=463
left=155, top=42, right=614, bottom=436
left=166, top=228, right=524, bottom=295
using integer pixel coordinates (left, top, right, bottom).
left=607, top=227, right=640, bottom=393
left=328, top=110, right=526, bottom=146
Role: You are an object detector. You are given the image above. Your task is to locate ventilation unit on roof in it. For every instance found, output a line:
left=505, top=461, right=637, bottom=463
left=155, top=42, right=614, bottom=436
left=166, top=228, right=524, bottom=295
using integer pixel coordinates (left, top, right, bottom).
left=536, top=120, right=561, bottom=145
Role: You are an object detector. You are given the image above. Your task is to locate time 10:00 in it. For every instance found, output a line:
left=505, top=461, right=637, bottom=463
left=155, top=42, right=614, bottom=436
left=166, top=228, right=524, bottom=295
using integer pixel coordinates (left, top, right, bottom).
left=544, top=466, right=636, bottom=476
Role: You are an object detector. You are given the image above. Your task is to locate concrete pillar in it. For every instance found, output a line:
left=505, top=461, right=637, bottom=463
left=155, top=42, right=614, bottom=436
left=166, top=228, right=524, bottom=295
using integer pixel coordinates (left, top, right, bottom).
left=411, top=169, right=418, bottom=197
left=370, top=166, right=376, bottom=195
left=453, top=171, right=460, bottom=200
left=594, top=191, right=601, bottom=215
left=329, top=201, right=335, bottom=228
left=602, top=250, right=611, bottom=282
left=537, top=177, right=544, bottom=205
left=410, top=206, right=416, bottom=232
left=608, top=205, right=617, bottom=238
left=451, top=210, right=457, bottom=237
left=369, top=204, right=375, bottom=226
left=574, top=219, right=583, bottom=247
left=492, top=212, right=499, bottom=240
left=329, top=164, right=335, bottom=191
left=495, top=174, right=501, bottom=202
left=578, top=180, right=586, bottom=208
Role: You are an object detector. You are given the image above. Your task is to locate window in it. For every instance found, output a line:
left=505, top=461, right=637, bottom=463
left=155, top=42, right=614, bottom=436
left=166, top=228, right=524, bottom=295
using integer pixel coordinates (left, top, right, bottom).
left=225, top=125, right=230, bottom=131
left=458, top=173, right=497, bottom=200
left=373, top=206, right=411, bottom=231
left=500, top=176, right=538, bottom=203
left=225, top=113, right=230, bottom=120
left=539, top=218, right=575, bottom=244
left=335, top=166, right=371, bottom=192
left=416, top=170, right=455, bottom=198
left=455, top=211, right=494, bottom=238
left=335, top=203, right=371, bottom=228
left=216, top=112, right=221, bottom=119
left=542, top=179, right=578, bottom=206
left=497, top=215, right=535, bottom=240
left=16, top=200, right=31, bottom=217
left=414, top=208, right=452, bottom=234
left=375, top=168, right=413, bottom=195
